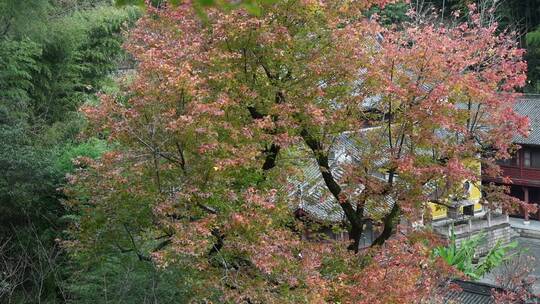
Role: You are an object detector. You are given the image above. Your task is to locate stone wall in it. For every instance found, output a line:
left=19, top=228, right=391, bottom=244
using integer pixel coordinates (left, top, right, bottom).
left=433, top=213, right=515, bottom=256
left=512, top=226, right=540, bottom=239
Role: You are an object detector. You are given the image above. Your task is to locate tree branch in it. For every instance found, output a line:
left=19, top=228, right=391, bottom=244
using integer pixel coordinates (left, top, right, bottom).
left=300, top=128, right=364, bottom=252
left=123, top=223, right=151, bottom=262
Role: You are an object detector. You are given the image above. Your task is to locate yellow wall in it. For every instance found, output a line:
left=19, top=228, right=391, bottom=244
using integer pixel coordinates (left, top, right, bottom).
left=429, top=203, right=483, bottom=220
left=429, top=158, right=482, bottom=220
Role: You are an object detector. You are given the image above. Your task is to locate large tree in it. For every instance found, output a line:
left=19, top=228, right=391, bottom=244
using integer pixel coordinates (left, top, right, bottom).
left=67, top=1, right=529, bottom=302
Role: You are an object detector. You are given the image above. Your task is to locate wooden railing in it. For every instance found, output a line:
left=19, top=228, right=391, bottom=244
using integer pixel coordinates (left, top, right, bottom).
left=484, top=165, right=540, bottom=187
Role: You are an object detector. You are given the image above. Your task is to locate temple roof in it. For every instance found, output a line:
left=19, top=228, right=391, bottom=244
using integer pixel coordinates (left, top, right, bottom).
left=287, top=131, right=394, bottom=223
left=514, top=96, right=540, bottom=146
left=442, top=280, right=501, bottom=304
left=287, top=129, right=477, bottom=223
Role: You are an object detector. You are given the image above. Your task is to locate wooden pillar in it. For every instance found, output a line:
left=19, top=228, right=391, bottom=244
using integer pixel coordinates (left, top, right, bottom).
left=523, top=186, right=530, bottom=224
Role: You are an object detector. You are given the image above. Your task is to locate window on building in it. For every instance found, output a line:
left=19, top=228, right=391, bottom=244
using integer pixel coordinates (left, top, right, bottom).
left=497, top=153, right=519, bottom=166
left=463, top=204, right=474, bottom=216
left=523, top=148, right=540, bottom=168
left=463, top=181, right=471, bottom=196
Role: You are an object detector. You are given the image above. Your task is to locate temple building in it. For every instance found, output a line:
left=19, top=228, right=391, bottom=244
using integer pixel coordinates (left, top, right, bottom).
left=288, top=130, right=496, bottom=249
left=483, top=96, right=540, bottom=222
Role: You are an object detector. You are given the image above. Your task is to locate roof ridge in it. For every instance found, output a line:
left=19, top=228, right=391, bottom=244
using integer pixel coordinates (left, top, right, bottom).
left=520, top=94, right=540, bottom=99
left=450, top=279, right=502, bottom=297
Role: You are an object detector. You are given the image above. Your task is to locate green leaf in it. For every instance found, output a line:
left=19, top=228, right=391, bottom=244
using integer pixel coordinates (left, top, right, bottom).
left=115, top=0, right=145, bottom=7
left=243, top=3, right=262, bottom=15
left=197, top=0, right=215, bottom=6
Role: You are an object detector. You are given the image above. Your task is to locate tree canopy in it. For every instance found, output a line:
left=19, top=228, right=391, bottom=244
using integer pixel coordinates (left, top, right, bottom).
left=64, top=1, right=531, bottom=302
left=2, top=0, right=539, bottom=303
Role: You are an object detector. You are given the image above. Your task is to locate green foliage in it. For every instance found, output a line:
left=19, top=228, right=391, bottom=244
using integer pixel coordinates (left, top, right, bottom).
left=0, top=1, right=140, bottom=302
left=526, top=28, right=540, bottom=93
left=55, top=138, right=109, bottom=172
left=28, top=5, right=139, bottom=123
left=75, top=6, right=140, bottom=89
left=66, top=253, right=205, bottom=304
left=498, top=0, right=540, bottom=93
left=433, top=229, right=518, bottom=280
left=0, top=0, right=51, bottom=39
left=0, top=39, right=41, bottom=117
left=366, top=1, right=409, bottom=26
left=0, top=124, right=62, bottom=232
left=320, top=255, right=351, bottom=279
left=430, top=0, right=471, bottom=15
left=116, top=0, right=277, bottom=15
left=115, top=0, right=146, bottom=7
left=0, top=3, right=138, bottom=231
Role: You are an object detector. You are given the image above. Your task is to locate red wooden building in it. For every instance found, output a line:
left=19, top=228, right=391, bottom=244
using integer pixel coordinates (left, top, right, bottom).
left=483, top=96, right=540, bottom=220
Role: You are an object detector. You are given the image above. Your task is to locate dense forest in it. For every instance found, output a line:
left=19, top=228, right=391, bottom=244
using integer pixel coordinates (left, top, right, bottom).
left=1, top=0, right=540, bottom=303
left=0, top=1, right=141, bottom=302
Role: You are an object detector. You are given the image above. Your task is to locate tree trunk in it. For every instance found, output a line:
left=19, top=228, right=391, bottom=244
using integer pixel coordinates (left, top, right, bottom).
left=371, top=203, right=399, bottom=247
left=300, top=129, right=364, bottom=252
left=261, top=143, right=280, bottom=171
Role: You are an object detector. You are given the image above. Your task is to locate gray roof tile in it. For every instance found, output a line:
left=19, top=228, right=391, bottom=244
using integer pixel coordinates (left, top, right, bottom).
left=288, top=131, right=394, bottom=223
left=443, top=280, right=496, bottom=304
left=513, top=96, right=540, bottom=146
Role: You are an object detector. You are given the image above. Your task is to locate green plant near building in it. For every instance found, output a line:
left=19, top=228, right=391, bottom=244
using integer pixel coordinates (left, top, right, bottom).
left=433, top=229, right=518, bottom=280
